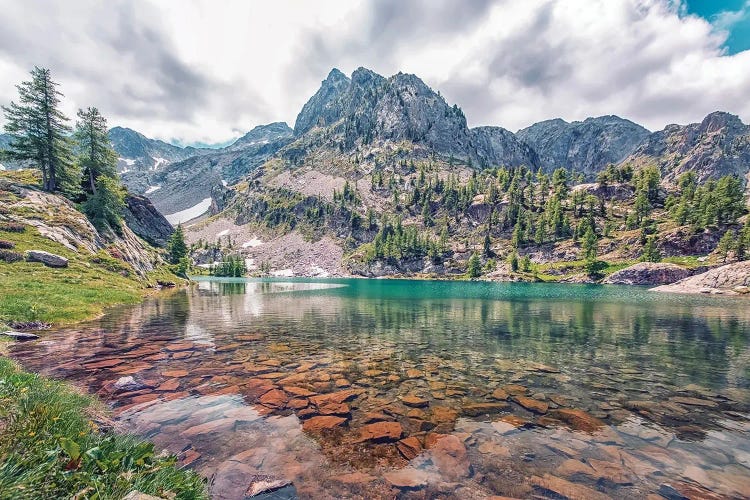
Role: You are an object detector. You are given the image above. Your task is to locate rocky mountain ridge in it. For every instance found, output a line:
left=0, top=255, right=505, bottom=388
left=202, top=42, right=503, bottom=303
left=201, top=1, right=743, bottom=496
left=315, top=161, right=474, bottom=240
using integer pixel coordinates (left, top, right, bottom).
left=102, top=67, right=750, bottom=230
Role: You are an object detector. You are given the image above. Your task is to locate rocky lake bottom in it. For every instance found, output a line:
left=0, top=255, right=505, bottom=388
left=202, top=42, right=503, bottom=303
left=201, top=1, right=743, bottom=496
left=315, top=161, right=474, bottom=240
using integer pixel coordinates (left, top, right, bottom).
left=10, top=278, right=750, bottom=499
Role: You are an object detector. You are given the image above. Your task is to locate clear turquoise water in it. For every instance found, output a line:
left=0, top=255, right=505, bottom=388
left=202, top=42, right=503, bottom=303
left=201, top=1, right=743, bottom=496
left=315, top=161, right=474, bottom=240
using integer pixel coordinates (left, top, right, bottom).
left=11, top=279, right=750, bottom=499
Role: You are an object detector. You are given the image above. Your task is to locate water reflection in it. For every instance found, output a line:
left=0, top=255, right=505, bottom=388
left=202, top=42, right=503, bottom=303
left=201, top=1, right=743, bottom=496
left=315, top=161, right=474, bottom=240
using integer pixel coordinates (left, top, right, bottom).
left=10, top=279, right=750, bottom=499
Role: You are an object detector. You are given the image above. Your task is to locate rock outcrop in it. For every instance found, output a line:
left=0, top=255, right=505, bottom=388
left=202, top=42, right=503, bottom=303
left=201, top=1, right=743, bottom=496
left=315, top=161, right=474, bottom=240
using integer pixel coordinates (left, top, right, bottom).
left=123, top=195, right=173, bottom=247
left=651, top=261, right=750, bottom=295
left=602, top=262, right=691, bottom=286
left=516, top=116, right=650, bottom=178
left=623, top=111, right=750, bottom=184
left=25, top=250, right=69, bottom=268
left=1, top=181, right=162, bottom=277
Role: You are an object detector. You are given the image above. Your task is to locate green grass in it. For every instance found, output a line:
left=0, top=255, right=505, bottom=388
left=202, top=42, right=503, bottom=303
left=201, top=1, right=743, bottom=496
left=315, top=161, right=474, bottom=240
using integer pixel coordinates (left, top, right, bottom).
left=0, top=358, right=206, bottom=499
left=0, top=225, right=147, bottom=326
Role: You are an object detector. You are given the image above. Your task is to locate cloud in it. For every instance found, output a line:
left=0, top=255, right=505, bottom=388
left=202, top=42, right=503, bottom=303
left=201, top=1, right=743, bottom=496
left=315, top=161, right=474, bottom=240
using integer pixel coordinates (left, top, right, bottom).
left=0, top=0, right=748, bottom=143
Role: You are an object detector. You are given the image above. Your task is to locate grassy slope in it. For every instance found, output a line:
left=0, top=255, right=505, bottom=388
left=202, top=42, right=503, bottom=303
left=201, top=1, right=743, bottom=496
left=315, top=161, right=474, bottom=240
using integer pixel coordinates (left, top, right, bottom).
left=0, top=170, right=180, bottom=328
left=0, top=172, right=205, bottom=497
left=0, top=358, right=206, bottom=499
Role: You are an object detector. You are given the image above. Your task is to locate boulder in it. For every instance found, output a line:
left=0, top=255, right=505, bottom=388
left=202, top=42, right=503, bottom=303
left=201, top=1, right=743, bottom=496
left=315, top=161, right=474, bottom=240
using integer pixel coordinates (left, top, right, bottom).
left=427, top=434, right=471, bottom=480
left=301, top=415, right=347, bottom=432
left=25, top=250, right=68, bottom=268
left=123, top=194, right=173, bottom=247
left=652, top=261, right=750, bottom=295
left=2, top=331, right=39, bottom=341
left=602, top=262, right=690, bottom=286
left=355, top=421, right=403, bottom=442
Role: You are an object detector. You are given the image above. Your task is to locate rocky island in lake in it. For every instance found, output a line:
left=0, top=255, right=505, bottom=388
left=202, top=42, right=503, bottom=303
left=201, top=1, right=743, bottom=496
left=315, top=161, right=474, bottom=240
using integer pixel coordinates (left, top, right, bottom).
left=1, top=1, right=750, bottom=499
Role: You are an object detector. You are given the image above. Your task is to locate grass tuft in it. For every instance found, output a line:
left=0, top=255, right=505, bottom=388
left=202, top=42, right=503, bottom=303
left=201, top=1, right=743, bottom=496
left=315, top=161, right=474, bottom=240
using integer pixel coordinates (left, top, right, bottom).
left=0, top=357, right=207, bottom=499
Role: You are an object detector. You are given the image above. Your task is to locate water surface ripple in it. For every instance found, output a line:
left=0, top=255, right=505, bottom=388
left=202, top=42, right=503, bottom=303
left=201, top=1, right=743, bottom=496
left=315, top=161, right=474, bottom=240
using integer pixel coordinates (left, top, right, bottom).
left=11, top=278, right=750, bottom=499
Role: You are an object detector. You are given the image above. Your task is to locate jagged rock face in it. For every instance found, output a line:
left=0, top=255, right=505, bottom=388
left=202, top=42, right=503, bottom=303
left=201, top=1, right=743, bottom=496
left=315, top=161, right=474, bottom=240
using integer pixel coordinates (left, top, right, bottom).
left=602, top=262, right=692, bottom=285
left=624, top=112, right=750, bottom=184
left=292, top=68, right=477, bottom=160
left=294, top=69, right=352, bottom=136
left=517, top=116, right=650, bottom=178
left=1, top=182, right=160, bottom=276
left=111, top=123, right=293, bottom=217
left=145, top=129, right=293, bottom=216
left=109, top=127, right=206, bottom=174
left=123, top=195, right=174, bottom=247
left=226, top=122, right=293, bottom=151
left=470, top=126, right=539, bottom=169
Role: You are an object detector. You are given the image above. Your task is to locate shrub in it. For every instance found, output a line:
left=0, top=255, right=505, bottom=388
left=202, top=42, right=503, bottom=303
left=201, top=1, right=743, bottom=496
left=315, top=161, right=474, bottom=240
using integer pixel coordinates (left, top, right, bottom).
left=0, top=249, right=23, bottom=263
left=0, top=240, right=15, bottom=249
left=0, top=223, right=25, bottom=233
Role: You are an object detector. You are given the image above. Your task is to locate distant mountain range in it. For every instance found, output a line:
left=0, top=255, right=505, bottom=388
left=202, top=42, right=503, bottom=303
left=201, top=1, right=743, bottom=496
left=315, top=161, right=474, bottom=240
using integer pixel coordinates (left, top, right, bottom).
left=2, top=67, right=748, bottom=222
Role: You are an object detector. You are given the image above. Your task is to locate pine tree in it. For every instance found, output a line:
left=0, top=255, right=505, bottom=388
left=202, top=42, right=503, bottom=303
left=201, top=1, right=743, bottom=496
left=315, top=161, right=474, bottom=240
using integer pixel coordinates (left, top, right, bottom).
left=582, top=226, right=599, bottom=274
left=641, top=235, right=662, bottom=262
left=83, top=176, right=126, bottom=233
left=506, top=251, right=519, bottom=272
left=167, top=224, right=188, bottom=264
left=2, top=67, right=77, bottom=193
left=466, top=252, right=482, bottom=278
left=716, top=230, right=735, bottom=263
left=74, top=107, right=118, bottom=194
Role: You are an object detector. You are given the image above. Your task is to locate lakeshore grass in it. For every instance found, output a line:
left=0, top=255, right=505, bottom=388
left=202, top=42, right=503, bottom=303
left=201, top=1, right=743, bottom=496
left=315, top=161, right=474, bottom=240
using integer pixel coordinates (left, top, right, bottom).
left=0, top=357, right=207, bottom=499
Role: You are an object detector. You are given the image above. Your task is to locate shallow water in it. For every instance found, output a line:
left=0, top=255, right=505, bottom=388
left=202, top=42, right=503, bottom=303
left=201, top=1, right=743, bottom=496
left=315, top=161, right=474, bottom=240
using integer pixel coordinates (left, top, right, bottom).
left=10, top=278, right=750, bottom=499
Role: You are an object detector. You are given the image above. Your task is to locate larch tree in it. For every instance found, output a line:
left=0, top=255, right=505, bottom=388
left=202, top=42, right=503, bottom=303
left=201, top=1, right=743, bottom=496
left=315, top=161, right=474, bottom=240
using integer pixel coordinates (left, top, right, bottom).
left=1, top=67, right=77, bottom=193
left=74, top=107, right=118, bottom=195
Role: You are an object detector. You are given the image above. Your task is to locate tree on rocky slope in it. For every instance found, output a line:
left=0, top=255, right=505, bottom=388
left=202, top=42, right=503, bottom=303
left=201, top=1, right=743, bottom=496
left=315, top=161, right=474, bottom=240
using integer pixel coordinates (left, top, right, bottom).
left=167, top=225, right=188, bottom=264
left=74, top=107, right=118, bottom=195
left=2, top=67, right=78, bottom=193
left=83, top=176, right=126, bottom=234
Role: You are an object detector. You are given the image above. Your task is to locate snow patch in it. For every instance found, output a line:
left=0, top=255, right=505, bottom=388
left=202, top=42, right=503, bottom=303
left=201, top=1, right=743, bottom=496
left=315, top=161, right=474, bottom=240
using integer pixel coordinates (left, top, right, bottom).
left=0, top=163, right=5, bottom=171
left=165, top=197, right=212, bottom=225
left=221, top=179, right=228, bottom=187
left=309, top=265, right=330, bottom=277
left=118, top=157, right=136, bottom=166
left=217, top=229, right=230, bottom=237
left=145, top=185, right=161, bottom=194
left=242, top=237, right=263, bottom=248
left=152, top=157, right=168, bottom=170
left=271, top=268, right=294, bottom=277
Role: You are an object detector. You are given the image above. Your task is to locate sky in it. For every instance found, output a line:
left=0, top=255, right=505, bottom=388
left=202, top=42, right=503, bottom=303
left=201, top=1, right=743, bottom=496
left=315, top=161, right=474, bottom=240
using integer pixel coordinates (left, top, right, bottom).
left=0, top=0, right=749, bottom=146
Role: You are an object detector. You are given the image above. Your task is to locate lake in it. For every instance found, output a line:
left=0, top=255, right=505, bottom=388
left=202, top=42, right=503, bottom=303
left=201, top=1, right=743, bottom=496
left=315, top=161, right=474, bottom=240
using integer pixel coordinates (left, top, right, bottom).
left=10, top=278, right=750, bottom=499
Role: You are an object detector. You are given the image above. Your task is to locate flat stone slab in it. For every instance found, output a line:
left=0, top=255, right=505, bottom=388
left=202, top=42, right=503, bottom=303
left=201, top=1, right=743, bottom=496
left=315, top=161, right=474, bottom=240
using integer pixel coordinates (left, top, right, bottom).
left=25, top=250, right=68, bottom=268
left=2, top=331, right=39, bottom=341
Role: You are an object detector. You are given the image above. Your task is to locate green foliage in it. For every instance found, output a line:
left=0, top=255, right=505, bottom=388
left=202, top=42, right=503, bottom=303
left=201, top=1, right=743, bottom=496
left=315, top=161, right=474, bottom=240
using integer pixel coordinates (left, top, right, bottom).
left=641, top=235, right=662, bottom=262
left=0, top=358, right=206, bottom=499
left=596, top=163, right=633, bottom=185
left=466, top=252, right=482, bottom=278
left=506, top=251, right=519, bottom=272
left=582, top=226, right=599, bottom=275
left=74, top=107, right=118, bottom=194
left=668, top=173, right=746, bottom=229
left=82, top=176, right=126, bottom=233
left=716, top=229, right=735, bottom=263
left=366, top=215, right=440, bottom=263
left=1, top=67, right=78, bottom=194
left=167, top=225, right=188, bottom=264
left=520, top=255, right=532, bottom=273
left=211, top=255, right=247, bottom=277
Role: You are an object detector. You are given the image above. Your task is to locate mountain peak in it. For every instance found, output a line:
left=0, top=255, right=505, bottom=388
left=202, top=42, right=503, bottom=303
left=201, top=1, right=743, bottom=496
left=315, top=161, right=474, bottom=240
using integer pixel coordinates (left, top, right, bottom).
left=351, top=67, right=384, bottom=86
left=325, top=68, right=349, bottom=84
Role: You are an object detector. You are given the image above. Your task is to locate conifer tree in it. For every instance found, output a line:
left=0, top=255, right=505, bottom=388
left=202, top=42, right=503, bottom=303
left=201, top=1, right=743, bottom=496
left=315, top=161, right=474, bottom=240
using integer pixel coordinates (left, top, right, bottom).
left=167, top=225, right=188, bottom=264
left=2, top=67, right=77, bottom=193
left=466, top=252, right=482, bottom=278
left=83, top=176, right=126, bottom=233
left=641, top=235, right=662, bottom=262
left=74, top=107, right=118, bottom=194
